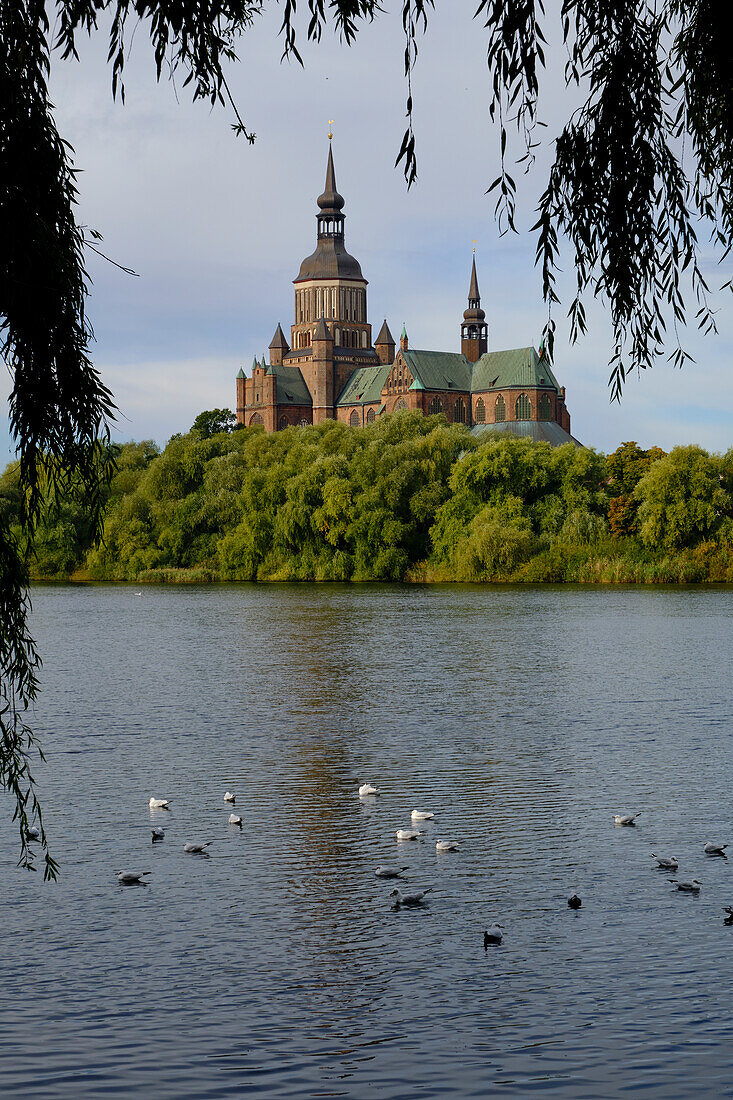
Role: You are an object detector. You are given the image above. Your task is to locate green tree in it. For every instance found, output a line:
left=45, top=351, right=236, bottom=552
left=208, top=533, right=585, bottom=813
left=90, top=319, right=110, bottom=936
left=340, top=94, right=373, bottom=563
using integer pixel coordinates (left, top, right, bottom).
left=191, top=409, right=237, bottom=438
left=635, top=445, right=731, bottom=549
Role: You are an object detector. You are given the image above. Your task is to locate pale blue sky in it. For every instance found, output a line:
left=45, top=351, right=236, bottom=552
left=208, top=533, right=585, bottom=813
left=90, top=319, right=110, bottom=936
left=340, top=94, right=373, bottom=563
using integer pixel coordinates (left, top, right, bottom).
left=2, top=1, right=732, bottom=462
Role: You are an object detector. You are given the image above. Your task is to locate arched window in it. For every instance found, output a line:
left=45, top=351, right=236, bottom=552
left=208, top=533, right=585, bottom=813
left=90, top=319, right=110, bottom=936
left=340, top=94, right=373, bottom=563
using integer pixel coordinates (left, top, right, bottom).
left=366, top=408, right=376, bottom=423
left=278, top=415, right=288, bottom=431
left=349, top=409, right=360, bottom=427
left=334, top=328, right=340, bottom=345
left=429, top=395, right=443, bottom=415
left=475, top=397, right=486, bottom=424
left=396, top=398, right=408, bottom=410
left=454, top=397, right=467, bottom=424
left=515, top=393, right=531, bottom=420
left=539, top=393, right=552, bottom=421
left=495, top=395, right=506, bottom=422
left=250, top=413, right=263, bottom=426
left=361, top=330, right=367, bottom=348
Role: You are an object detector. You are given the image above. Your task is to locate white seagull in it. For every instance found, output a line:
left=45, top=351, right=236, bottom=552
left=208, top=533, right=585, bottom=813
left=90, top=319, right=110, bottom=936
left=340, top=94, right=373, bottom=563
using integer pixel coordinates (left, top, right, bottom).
left=26, top=826, right=41, bottom=841
left=359, top=783, right=380, bottom=797
left=375, top=866, right=408, bottom=879
left=704, top=842, right=728, bottom=856
left=149, top=797, right=172, bottom=810
left=389, top=887, right=432, bottom=907
left=228, top=813, right=243, bottom=828
left=151, top=828, right=165, bottom=842
left=395, top=828, right=423, bottom=841
left=484, top=924, right=504, bottom=945
left=184, top=842, right=212, bottom=854
left=116, top=870, right=150, bottom=885
left=436, top=839, right=460, bottom=852
left=652, top=854, right=678, bottom=870
left=614, top=812, right=642, bottom=826
left=224, top=791, right=236, bottom=804
left=669, top=879, right=702, bottom=893
left=411, top=810, right=434, bottom=822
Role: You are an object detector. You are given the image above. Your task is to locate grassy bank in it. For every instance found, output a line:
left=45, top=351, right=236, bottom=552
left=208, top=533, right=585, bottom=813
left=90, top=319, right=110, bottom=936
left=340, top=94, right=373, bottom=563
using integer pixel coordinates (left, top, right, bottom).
left=2, top=413, right=731, bottom=584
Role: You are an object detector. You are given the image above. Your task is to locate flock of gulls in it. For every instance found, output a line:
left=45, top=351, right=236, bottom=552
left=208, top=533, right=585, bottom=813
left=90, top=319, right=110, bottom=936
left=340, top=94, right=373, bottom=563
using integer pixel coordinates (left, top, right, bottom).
left=115, top=789, right=732, bottom=935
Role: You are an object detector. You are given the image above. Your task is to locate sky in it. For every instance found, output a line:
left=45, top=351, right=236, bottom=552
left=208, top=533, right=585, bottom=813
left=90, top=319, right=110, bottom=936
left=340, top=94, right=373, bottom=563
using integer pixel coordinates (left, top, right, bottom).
left=2, top=0, right=733, bottom=462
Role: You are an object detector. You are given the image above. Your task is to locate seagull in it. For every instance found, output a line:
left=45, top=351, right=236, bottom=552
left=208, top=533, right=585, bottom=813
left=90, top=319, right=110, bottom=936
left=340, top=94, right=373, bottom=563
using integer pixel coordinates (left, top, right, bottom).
left=26, top=826, right=41, bottom=841
left=652, top=854, right=678, bottom=870
left=149, top=797, right=172, bottom=810
left=724, top=907, right=733, bottom=926
left=389, top=887, right=432, bottom=908
left=359, top=783, right=380, bottom=797
left=484, top=924, right=503, bottom=946
left=704, top=842, right=728, bottom=856
left=411, top=810, right=434, bottom=822
left=375, top=866, right=408, bottom=878
left=436, top=839, right=460, bottom=852
left=134, top=592, right=142, bottom=597
left=614, top=812, right=642, bottom=826
left=116, top=870, right=150, bottom=885
left=184, top=842, right=212, bottom=854
left=395, top=828, right=423, bottom=841
left=228, top=813, right=243, bottom=828
left=224, top=791, right=236, bottom=804
left=669, top=879, right=702, bottom=893
left=151, top=828, right=165, bottom=842
left=568, top=894, right=582, bottom=909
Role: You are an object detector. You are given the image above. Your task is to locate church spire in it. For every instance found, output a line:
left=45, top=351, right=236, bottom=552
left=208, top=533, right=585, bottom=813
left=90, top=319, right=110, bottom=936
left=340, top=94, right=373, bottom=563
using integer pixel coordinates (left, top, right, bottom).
left=461, top=253, right=488, bottom=362
left=317, top=144, right=345, bottom=240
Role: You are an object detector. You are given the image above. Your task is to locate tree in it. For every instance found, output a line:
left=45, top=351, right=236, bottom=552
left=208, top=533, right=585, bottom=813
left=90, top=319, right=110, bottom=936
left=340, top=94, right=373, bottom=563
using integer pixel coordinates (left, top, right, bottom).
left=3, top=0, right=733, bottom=871
left=635, top=445, right=731, bottom=549
left=191, top=409, right=237, bottom=438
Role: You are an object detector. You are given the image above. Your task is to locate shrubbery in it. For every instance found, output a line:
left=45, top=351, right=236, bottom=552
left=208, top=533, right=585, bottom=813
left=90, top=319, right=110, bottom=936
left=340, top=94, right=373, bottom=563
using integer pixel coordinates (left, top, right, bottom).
left=2, top=412, right=731, bottom=583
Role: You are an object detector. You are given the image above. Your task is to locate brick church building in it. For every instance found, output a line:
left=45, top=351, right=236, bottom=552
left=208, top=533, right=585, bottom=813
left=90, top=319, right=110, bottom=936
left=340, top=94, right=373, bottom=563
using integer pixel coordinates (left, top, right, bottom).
left=236, top=142, right=575, bottom=444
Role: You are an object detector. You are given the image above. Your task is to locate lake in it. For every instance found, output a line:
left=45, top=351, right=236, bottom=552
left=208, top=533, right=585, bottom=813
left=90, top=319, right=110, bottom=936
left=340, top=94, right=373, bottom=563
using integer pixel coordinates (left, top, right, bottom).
left=1, top=583, right=732, bottom=1098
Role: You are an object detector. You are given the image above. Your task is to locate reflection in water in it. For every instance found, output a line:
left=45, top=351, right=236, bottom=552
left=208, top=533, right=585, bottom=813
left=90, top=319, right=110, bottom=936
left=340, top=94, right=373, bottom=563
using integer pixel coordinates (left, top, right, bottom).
left=0, top=582, right=732, bottom=1098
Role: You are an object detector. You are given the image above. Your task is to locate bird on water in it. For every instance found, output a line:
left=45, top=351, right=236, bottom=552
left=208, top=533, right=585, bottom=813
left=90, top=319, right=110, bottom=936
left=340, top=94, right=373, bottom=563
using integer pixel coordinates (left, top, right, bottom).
left=652, top=854, right=678, bottom=870
left=224, top=791, right=236, bottom=804
left=375, top=866, right=408, bottom=879
left=704, top=842, right=728, bottom=856
left=484, top=925, right=503, bottom=946
left=149, top=797, right=172, bottom=810
left=390, top=887, right=432, bottom=908
left=395, top=828, right=423, bottom=841
left=228, top=813, right=243, bottom=828
left=568, top=894, right=582, bottom=909
left=184, top=842, right=212, bottom=854
left=669, top=879, right=702, bottom=893
left=151, top=828, right=165, bottom=842
left=359, top=783, right=380, bottom=797
left=436, top=839, right=460, bottom=852
left=724, top=907, right=733, bottom=926
left=411, top=810, right=434, bottom=822
left=26, top=826, right=40, bottom=841
left=116, top=871, right=150, bottom=885
left=614, top=812, right=642, bottom=826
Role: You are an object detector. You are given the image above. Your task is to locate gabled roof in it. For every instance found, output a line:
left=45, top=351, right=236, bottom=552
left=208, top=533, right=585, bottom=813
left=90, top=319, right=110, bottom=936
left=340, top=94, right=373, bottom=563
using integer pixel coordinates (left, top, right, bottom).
left=471, top=347, right=561, bottom=392
left=336, top=363, right=392, bottom=406
left=401, top=349, right=473, bottom=393
left=272, top=364, right=312, bottom=406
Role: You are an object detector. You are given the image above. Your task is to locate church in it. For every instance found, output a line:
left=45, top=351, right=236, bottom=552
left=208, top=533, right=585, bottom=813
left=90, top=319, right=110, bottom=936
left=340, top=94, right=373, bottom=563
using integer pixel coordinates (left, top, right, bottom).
left=236, top=142, right=576, bottom=444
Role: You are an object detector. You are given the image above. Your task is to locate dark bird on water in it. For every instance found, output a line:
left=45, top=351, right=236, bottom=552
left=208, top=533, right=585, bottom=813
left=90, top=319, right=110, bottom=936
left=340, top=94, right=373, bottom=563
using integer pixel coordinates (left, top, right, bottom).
left=484, top=924, right=503, bottom=946
left=724, top=907, right=733, bottom=926
left=568, top=894, right=582, bottom=909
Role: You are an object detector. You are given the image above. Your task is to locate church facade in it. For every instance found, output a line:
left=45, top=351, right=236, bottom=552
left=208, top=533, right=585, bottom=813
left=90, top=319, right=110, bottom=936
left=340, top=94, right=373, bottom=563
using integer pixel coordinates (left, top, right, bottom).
left=236, top=144, right=573, bottom=441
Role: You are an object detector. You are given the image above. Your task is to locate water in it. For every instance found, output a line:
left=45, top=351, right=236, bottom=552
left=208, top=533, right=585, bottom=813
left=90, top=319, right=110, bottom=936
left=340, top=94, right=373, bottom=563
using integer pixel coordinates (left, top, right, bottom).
left=1, top=583, right=732, bottom=1098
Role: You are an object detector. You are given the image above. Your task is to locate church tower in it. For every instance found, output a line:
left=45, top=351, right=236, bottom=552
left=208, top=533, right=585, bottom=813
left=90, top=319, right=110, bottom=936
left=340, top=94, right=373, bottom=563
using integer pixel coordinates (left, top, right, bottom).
left=290, top=142, right=373, bottom=359
left=460, top=256, right=488, bottom=362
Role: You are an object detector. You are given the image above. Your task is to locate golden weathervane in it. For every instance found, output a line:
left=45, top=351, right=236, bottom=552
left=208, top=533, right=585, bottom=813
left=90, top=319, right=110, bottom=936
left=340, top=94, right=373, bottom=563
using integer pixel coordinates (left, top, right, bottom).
left=328, top=120, right=334, bottom=140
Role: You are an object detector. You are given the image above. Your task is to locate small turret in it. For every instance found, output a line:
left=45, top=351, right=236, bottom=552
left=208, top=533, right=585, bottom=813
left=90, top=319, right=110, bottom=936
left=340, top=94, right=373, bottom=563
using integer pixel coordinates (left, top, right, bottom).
left=400, top=324, right=408, bottom=352
left=461, top=255, right=488, bottom=362
left=375, top=319, right=396, bottom=365
left=269, top=323, right=290, bottom=367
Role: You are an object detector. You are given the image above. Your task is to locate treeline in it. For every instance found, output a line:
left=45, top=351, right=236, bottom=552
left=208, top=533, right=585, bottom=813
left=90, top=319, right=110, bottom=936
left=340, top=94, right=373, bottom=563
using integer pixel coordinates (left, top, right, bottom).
left=1, top=412, right=732, bottom=583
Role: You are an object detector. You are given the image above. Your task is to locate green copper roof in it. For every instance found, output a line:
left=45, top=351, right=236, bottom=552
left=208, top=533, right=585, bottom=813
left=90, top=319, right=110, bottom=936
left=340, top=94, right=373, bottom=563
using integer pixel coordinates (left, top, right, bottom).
left=402, top=349, right=473, bottom=393
left=272, top=364, right=312, bottom=406
left=471, top=347, right=561, bottom=392
left=336, top=363, right=392, bottom=406
left=473, top=421, right=581, bottom=447
left=236, top=367, right=245, bottom=379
